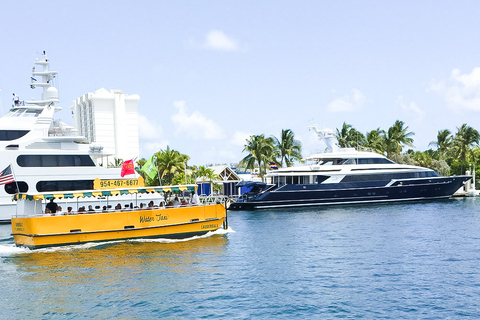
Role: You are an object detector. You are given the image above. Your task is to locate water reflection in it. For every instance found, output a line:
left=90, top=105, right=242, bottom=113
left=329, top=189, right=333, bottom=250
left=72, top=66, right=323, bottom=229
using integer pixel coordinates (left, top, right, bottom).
left=1, top=234, right=229, bottom=318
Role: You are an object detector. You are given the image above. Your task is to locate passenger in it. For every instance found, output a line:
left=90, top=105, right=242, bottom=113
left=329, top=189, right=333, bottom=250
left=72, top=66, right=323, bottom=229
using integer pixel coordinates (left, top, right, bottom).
left=46, top=199, right=58, bottom=214
left=166, top=201, right=174, bottom=208
left=139, top=203, right=144, bottom=209
left=13, top=93, right=20, bottom=106
left=44, top=208, right=52, bottom=216
left=57, top=206, right=64, bottom=215
left=102, top=206, right=108, bottom=212
left=173, top=196, right=181, bottom=208
left=78, top=206, right=86, bottom=213
left=148, top=201, right=154, bottom=208
left=190, top=191, right=200, bottom=205
left=115, top=203, right=122, bottom=210
left=88, top=205, right=95, bottom=213
left=67, top=207, right=73, bottom=215
left=159, top=201, right=165, bottom=209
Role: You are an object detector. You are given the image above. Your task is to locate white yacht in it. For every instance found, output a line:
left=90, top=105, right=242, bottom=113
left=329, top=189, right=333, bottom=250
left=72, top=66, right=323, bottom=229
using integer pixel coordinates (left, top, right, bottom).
left=0, top=52, right=142, bottom=223
left=229, top=126, right=472, bottom=210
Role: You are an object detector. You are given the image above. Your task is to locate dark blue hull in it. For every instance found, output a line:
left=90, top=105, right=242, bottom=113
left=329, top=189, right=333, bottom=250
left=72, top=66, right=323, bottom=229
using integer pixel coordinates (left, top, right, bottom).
left=229, top=176, right=471, bottom=210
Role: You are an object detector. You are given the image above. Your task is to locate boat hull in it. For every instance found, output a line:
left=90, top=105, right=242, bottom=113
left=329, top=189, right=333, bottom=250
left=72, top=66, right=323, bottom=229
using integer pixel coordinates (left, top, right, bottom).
left=11, top=204, right=226, bottom=249
left=229, top=176, right=471, bottom=210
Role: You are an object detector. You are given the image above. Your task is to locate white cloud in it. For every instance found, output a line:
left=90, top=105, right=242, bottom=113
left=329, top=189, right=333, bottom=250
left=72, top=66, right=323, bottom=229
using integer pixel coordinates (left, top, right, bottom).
left=171, top=100, right=224, bottom=140
left=204, top=30, right=239, bottom=51
left=138, top=113, right=162, bottom=140
left=396, top=95, right=425, bottom=119
left=327, top=89, right=366, bottom=112
left=230, top=131, right=252, bottom=147
left=429, top=67, right=480, bottom=111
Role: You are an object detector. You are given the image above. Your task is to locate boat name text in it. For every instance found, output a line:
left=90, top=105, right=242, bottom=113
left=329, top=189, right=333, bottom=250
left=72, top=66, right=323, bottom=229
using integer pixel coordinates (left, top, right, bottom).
left=140, top=214, right=168, bottom=223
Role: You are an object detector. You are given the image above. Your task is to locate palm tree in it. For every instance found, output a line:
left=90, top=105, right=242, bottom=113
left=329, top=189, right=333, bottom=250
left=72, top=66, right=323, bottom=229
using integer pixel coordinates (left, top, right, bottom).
left=334, top=122, right=366, bottom=149
left=155, top=146, right=190, bottom=185
left=384, top=120, right=414, bottom=158
left=109, top=157, right=124, bottom=168
left=364, top=128, right=386, bottom=154
left=271, top=129, right=302, bottom=167
left=429, top=129, right=452, bottom=159
left=240, top=134, right=276, bottom=179
left=451, top=124, right=480, bottom=173
left=195, top=165, right=219, bottom=195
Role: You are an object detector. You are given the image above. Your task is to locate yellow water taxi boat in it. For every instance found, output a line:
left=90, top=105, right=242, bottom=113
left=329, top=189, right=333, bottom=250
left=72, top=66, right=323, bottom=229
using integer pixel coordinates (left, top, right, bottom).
left=11, top=184, right=227, bottom=249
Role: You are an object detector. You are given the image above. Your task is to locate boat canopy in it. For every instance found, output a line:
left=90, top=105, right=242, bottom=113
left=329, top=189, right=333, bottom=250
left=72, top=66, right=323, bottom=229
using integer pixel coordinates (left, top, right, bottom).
left=235, top=181, right=267, bottom=189
left=12, top=184, right=197, bottom=201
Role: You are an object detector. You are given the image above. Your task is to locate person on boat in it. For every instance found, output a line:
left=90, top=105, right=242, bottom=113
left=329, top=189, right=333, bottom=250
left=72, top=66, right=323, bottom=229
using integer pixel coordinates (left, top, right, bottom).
left=102, top=206, right=108, bottom=212
left=78, top=206, right=86, bottom=213
left=44, top=208, right=52, bottom=216
left=12, top=93, right=20, bottom=106
left=148, top=201, right=154, bottom=208
left=115, top=203, right=122, bottom=210
left=87, top=205, right=95, bottom=213
left=173, top=196, right=181, bottom=208
left=67, top=207, right=73, bottom=215
left=46, top=199, right=58, bottom=214
left=57, top=206, right=64, bottom=215
left=190, top=191, right=200, bottom=205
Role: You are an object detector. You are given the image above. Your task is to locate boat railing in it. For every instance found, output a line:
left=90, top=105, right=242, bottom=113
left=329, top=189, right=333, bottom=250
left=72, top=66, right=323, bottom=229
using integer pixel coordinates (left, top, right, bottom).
left=201, top=195, right=229, bottom=205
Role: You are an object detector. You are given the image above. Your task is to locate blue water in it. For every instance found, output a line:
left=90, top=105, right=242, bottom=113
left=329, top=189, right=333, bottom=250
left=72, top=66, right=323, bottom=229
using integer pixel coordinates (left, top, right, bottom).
left=1, top=198, right=480, bottom=319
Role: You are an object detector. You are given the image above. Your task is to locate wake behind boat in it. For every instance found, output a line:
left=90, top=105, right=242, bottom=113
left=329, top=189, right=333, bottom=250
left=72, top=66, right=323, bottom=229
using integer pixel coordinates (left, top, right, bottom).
left=11, top=184, right=227, bottom=249
left=229, top=126, right=471, bottom=210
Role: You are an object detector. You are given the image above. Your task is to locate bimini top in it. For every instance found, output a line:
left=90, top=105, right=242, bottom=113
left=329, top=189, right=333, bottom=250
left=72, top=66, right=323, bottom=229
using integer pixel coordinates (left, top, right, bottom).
left=12, top=184, right=197, bottom=201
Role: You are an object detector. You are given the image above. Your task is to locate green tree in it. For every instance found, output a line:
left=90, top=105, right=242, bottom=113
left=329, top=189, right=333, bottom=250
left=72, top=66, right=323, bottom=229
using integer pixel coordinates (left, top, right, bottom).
left=271, top=129, right=302, bottom=167
left=364, top=128, right=386, bottom=154
left=240, top=134, right=276, bottom=179
left=334, top=122, right=366, bottom=149
left=429, top=129, right=452, bottom=160
left=384, top=120, right=415, bottom=158
left=155, top=146, right=190, bottom=185
left=451, top=124, right=480, bottom=174
left=109, top=157, right=123, bottom=168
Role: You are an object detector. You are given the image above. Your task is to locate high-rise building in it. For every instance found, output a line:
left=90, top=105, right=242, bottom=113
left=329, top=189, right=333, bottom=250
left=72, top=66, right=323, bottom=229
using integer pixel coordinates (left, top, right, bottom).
left=70, top=88, right=140, bottom=161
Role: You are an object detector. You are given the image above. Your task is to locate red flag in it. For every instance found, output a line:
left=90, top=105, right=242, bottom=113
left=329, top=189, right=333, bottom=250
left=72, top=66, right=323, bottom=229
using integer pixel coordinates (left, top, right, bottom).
left=121, top=160, right=135, bottom=177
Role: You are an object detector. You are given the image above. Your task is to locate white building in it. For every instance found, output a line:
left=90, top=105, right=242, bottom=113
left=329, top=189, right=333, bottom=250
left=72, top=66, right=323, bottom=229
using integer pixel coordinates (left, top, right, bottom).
left=70, top=88, right=140, bottom=162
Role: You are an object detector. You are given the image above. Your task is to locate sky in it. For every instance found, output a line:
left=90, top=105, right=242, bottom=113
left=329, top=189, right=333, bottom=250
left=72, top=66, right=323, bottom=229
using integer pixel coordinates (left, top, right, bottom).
left=1, top=1, right=480, bottom=166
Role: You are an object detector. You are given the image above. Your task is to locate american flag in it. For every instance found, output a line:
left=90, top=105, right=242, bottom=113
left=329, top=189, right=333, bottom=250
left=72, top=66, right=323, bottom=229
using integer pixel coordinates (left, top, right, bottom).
left=0, top=165, right=15, bottom=185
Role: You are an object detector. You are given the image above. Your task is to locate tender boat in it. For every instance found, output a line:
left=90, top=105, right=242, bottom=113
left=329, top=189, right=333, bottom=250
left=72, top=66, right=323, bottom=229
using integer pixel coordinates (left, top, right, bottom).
left=229, top=126, right=471, bottom=210
left=11, top=184, right=227, bottom=249
left=0, top=52, right=149, bottom=223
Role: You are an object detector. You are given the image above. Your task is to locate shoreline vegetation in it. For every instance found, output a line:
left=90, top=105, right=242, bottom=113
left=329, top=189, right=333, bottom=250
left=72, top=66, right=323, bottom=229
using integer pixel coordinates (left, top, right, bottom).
left=125, top=120, right=479, bottom=188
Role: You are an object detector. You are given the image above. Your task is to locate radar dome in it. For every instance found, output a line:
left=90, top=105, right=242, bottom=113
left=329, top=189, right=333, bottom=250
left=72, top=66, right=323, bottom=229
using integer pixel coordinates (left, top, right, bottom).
left=44, top=87, right=59, bottom=101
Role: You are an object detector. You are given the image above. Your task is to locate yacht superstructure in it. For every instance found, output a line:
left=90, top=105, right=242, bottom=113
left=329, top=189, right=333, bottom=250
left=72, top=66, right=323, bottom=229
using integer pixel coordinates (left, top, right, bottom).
left=0, top=52, right=131, bottom=223
left=229, top=126, right=471, bottom=210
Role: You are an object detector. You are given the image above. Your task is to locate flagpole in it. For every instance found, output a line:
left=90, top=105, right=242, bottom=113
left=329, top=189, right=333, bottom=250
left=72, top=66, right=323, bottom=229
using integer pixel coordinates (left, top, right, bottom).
left=9, top=164, right=20, bottom=194
left=154, top=155, right=161, bottom=186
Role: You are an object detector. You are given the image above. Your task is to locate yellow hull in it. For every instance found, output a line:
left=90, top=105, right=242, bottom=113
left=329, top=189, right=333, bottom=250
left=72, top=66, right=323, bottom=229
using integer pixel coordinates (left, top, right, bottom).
left=11, top=204, right=226, bottom=249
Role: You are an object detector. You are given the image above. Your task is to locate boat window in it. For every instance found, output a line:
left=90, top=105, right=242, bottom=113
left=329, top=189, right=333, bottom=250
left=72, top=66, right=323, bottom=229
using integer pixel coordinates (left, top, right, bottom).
left=17, top=155, right=96, bottom=167
left=283, top=175, right=311, bottom=185
left=36, top=180, right=94, bottom=192
left=316, top=176, right=329, bottom=184
left=340, top=158, right=357, bottom=165
left=341, top=171, right=440, bottom=182
left=319, top=160, right=334, bottom=166
left=4, top=181, right=28, bottom=194
left=357, top=158, right=395, bottom=164
left=0, top=130, right=30, bottom=141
